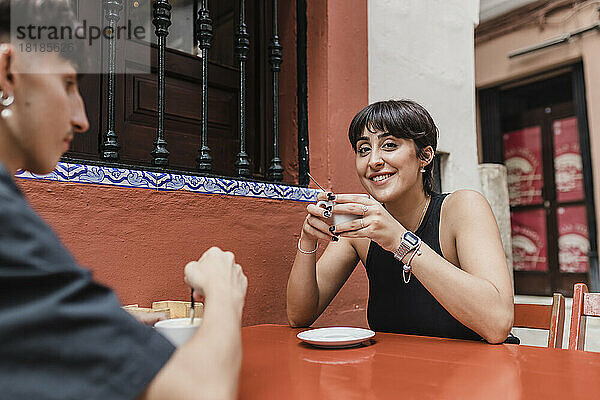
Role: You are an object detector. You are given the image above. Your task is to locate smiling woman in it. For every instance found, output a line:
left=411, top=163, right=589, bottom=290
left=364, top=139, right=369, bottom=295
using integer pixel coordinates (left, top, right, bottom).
left=287, top=100, right=515, bottom=344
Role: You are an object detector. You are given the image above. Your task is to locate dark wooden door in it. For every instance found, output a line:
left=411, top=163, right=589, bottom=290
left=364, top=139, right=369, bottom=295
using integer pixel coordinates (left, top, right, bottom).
left=503, top=100, right=591, bottom=295
left=68, top=0, right=274, bottom=178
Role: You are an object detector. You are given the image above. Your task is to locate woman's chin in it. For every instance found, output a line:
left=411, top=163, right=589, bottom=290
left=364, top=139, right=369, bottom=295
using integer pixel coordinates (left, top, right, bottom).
left=365, top=187, right=392, bottom=203
left=360, top=179, right=397, bottom=203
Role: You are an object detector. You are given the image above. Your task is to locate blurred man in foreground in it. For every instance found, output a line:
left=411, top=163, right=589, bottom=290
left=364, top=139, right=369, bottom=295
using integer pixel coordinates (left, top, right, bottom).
left=0, top=1, right=247, bottom=399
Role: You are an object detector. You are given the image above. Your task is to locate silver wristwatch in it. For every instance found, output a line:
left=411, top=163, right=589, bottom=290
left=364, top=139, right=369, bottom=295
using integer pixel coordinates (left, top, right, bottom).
left=393, top=231, right=422, bottom=263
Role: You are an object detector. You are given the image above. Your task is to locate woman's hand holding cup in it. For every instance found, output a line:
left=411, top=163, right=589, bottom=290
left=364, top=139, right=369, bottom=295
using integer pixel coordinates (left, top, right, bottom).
left=302, top=192, right=380, bottom=246
left=328, top=194, right=406, bottom=252
left=301, top=192, right=339, bottom=247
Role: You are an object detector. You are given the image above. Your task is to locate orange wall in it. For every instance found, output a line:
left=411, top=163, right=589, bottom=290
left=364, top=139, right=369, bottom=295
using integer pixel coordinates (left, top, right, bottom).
left=17, top=0, right=369, bottom=328
left=19, top=180, right=308, bottom=326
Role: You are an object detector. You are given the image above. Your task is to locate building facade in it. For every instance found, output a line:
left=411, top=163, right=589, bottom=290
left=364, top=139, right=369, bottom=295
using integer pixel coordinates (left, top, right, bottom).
left=476, top=0, right=600, bottom=295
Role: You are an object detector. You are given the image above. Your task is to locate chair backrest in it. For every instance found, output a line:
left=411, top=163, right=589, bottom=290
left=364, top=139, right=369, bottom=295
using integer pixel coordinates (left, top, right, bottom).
left=513, top=293, right=566, bottom=348
left=568, top=283, right=600, bottom=350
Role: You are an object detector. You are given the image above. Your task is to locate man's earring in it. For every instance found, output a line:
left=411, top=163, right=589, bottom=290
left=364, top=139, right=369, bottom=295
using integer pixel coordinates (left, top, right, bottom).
left=0, top=90, right=14, bottom=106
left=0, top=90, right=14, bottom=119
left=1, top=108, right=12, bottom=119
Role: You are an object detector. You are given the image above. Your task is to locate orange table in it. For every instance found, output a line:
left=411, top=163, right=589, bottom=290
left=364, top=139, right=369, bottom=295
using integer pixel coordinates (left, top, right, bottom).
left=239, top=324, right=600, bottom=399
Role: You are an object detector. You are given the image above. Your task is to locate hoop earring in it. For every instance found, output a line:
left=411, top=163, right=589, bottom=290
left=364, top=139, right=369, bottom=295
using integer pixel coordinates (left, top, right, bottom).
left=0, top=90, right=14, bottom=119
left=0, top=90, right=14, bottom=107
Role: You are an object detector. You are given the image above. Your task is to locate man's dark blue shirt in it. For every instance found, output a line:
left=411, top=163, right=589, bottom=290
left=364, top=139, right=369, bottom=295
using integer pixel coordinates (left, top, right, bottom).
left=0, top=164, right=175, bottom=400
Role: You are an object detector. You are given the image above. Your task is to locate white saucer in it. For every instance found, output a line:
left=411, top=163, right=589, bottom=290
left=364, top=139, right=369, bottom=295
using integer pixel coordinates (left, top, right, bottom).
left=297, top=327, right=375, bottom=348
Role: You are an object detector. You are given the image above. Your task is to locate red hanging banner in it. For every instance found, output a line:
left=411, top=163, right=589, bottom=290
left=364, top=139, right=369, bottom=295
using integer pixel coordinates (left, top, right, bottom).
left=553, top=117, right=585, bottom=202
left=503, top=126, right=543, bottom=206
left=557, top=205, right=589, bottom=273
left=510, top=209, right=548, bottom=272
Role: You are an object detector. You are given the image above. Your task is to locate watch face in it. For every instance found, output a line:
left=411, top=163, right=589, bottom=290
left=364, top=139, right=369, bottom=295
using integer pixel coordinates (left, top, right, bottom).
left=404, top=231, right=420, bottom=246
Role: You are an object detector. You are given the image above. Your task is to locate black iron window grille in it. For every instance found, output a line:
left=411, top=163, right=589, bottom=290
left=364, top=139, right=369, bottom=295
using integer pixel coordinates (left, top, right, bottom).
left=67, top=0, right=307, bottom=184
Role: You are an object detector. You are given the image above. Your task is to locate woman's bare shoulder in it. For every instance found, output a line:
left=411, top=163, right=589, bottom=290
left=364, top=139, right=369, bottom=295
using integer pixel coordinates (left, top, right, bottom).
left=442, top=190, right=494, bottom=225
left=444, top=190, right=490, bottom=209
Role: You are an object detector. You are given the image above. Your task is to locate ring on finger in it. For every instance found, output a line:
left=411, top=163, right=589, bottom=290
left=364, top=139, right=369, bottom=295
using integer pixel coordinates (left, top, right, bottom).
left=360, top=218, right=364, bottom=228
left=362, top=205, right=369, bottom=215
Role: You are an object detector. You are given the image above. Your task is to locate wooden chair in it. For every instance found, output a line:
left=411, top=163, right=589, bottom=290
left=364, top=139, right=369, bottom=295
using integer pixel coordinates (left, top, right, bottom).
left=568, top=283, right=600, bottom=350
left=513, top=293, right=566, bottom=348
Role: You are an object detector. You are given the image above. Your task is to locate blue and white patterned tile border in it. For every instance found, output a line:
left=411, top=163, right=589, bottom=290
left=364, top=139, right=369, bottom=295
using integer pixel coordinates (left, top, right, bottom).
left=15, top=162, right=319, bottom=202
left=15, top=162, right=70, bottom=182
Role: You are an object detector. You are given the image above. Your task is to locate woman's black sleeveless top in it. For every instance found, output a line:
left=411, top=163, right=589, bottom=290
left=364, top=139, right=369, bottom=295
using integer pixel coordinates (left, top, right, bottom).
left=364, top=192, right=482, bottom=341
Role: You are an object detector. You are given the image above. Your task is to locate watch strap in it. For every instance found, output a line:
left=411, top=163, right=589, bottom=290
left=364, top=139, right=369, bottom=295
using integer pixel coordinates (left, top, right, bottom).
left=393, top=231, right=420, bottom=263
left=393, top=241, right=412, bottom=262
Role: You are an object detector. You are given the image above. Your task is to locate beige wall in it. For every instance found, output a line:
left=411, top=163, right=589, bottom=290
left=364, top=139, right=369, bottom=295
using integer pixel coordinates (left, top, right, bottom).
left=479, top=0, right=539, bottom=22
left=475, top=4, right=600, bottom=254
left=368, top=0, right=481, bottom=192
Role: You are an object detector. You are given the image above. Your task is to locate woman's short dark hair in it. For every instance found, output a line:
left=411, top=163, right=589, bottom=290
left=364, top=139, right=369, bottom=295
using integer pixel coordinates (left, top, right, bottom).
left=348, top=99, right=439, bottom=195
left=0, top=0, right=87, bottom=71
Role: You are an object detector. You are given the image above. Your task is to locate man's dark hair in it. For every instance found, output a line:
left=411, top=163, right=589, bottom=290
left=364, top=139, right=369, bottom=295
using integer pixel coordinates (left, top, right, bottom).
left=348, top=99, right=439, bottom=196
left=0, top=0, right=88, bottom=71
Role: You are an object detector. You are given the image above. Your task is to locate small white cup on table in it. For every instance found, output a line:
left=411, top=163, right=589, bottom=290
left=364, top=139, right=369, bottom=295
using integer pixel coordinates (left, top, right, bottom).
left=154, top=318, right=202, bottom=347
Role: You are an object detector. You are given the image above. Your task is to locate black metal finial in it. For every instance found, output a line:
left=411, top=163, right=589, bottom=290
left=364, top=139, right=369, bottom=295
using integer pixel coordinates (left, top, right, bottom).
left=101, top=0, right=123, bottom=160
left=151, top=0, right=172, bottom=167
left=152, top=0, right=172, bottom=37
left=197, top=0, right=213, bottom=49
left=196, top=0, right=213, bottom=173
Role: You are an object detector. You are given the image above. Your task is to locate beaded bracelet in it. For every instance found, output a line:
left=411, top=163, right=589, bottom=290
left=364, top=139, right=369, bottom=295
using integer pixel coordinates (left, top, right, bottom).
left=402, top=241, right=422, bottom=284
left=297, top=237, right=318, bottom=254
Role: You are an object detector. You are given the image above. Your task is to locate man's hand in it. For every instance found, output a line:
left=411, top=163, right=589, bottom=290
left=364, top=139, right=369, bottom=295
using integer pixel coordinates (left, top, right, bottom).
left=184, top=247, right=247, bottom=313
left=141, top=247, right=248, bottom=400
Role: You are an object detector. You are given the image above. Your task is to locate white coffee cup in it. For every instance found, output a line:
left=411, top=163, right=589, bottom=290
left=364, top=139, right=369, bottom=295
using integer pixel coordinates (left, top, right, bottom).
left=316, top=194, right=370, bottom=226
left=154, top=317, right=202, bottom=347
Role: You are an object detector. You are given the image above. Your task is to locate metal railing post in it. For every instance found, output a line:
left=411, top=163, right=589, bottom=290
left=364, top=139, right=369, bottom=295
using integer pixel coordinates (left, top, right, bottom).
left=234, top=0, right=251, bottom=178
left=102, top=0, right=123, bottom=160
left=268, top=0, right=284, bottom=182
left=196, top=0, right=213, bottom=173
left=151, top=0, right=172, bottom=166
